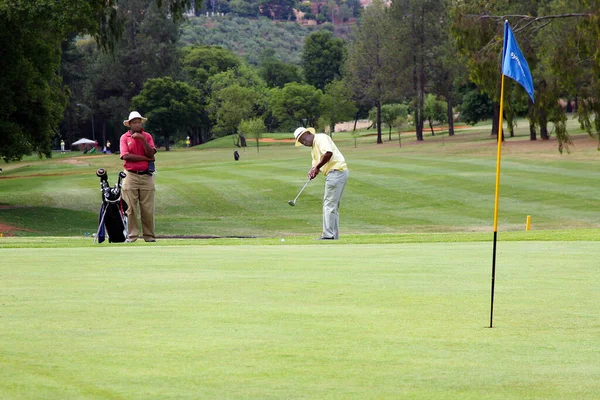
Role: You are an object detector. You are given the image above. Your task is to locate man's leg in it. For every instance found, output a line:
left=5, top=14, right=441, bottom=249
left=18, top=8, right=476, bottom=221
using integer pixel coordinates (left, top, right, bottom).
left=322, top=170, right=349, bottom=239
left=139, top=175, right=156, bottom=241
left=122, top=173, right=140, bottom=241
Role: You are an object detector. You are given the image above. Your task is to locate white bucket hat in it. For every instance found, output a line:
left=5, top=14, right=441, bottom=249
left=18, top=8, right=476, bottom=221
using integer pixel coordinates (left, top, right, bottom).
left=293, top=127, right=315, bottom=146
left=123, top=111, right=148, bottom=127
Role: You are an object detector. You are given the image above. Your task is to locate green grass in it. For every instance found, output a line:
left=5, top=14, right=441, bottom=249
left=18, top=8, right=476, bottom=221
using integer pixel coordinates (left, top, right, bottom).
left=1, top=241, right=599, bottom=399
left=1, top=118, right=599, bottom=237
left=1, top=120, right=599, bottom=398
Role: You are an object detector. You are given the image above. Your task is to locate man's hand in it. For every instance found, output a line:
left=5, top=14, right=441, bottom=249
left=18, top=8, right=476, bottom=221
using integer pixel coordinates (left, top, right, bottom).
left=308, top=166, right=320, bottom=179
left=131, top=132, right=144, bottom=140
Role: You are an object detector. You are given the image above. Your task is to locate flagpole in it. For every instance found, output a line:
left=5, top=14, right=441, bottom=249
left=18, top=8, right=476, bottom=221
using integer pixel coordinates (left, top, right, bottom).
left=489, top=20, right=534, bottom=328
left=490, top=72, right=506, bottom=328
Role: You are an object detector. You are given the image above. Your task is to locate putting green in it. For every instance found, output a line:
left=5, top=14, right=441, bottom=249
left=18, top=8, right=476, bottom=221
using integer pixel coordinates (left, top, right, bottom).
left=1, top=241, right=598, bottom=399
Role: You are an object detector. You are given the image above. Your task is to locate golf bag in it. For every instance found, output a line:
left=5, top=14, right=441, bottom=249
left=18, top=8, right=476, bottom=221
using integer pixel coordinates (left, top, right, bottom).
left=233, top=150, right=240, bottom=161
left=95, top=168, right=128, bottom=243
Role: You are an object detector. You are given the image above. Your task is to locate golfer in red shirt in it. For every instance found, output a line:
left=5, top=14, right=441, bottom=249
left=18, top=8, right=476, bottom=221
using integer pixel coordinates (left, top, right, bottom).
left=119, top=111, right=157, bottom=242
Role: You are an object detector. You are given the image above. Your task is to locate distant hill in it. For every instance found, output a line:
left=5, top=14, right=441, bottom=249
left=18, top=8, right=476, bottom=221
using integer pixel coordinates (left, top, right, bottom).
left=180, top=16, right=317, bottom=65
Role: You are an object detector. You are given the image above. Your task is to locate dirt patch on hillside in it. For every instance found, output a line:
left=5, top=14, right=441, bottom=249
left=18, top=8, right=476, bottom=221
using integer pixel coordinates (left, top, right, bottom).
left=0, top=206, right=36, bottom=236
left=0, top=171, right=91, bottom=180
left=59, top=158, right=91, bottom=165
left=0, top=222, right=36, bottom=236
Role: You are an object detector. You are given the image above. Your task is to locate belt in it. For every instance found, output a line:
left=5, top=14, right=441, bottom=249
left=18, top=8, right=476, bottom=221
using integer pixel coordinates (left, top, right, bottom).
left=126, top=170, right=152, bottom=175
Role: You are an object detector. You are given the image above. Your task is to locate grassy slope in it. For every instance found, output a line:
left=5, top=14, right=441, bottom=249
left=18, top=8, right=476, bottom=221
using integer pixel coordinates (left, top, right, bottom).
left=2, top=122, right=600, bottom=399
left=1, top=120, right=599, bottom=238
left=1, top=242, right=599, bottom=399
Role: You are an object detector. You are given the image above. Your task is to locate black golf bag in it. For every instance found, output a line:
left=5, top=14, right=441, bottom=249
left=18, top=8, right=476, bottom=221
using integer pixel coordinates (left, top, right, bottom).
left=233, top=150, right=240, bottom=161
left=95, top=168, right=128, bottom=243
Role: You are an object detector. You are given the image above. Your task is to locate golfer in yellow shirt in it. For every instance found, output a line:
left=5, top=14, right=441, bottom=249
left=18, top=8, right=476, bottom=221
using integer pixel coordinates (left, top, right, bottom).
left=294, top=127, right=349, bottom=240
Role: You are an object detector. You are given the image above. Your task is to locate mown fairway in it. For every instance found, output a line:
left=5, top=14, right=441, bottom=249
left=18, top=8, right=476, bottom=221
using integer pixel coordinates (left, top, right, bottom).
left=1, top=125, right=599, bottom=399
left=1, top=124, right=600, bottom=238
left=1, top=241, right=599, bottom=399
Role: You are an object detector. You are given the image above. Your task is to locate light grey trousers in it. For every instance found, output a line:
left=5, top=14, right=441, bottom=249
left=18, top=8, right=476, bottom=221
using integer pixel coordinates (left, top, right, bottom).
left=322, top=169, right=349, bottom=239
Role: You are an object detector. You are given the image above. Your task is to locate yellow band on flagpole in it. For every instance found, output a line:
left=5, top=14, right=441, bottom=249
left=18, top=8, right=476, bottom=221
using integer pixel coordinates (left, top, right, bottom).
left=493, top=74, right=506, bottom=232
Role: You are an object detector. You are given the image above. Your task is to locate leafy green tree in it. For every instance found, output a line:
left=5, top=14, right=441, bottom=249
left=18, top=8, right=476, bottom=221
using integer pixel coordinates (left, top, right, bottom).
left=229, top=0, right=260, bottom=17
left=180, top=45, right=242, bottom=143
left=533, top=3, right=598, bottom=150
left=450, top=1, right=547, bottom=140
left=345, top=0, right=391, bottom=144
left=0, top=0, right=197, bottom=162
left=387, top=0, right=448, bottom=141
left=380, top=103, right=409, bottom=141
left=239, top=117, right=266, bottom=152
left=206, top=64, right=267, bottom=144
left=269, top=83, right=323, bottom=130
left=259, top=0, right=296, bottom=20
left=394, top=115, right=409, bottom=147
left=346, top=0, right=362, bottom=18
left=502, top=80, right=529, bottom=138
left=459, top=85, right=493, bottom=126
left=0, top=0, right=116, bottom=162
left=208, top=84, right=265, bottom=144
left=423, top=94, right=448, bottom=136
left=258, top=51, right=302, bottom=89
left=181, top=45, right=241, bottom=89
left=316, top=13, right=327, bottom=24
left=132, top=77, right=202, bottom=151
left=320, top=79, right=358, bottom=135
left=302, top=30, right=346, bottom=91
left=207, top=63, right=267, bottom=93
left=450, top=1, right=508, bottom=138
left=75, top=0, right=183, bottom=150
left=427, top=12, right=465, bottom=137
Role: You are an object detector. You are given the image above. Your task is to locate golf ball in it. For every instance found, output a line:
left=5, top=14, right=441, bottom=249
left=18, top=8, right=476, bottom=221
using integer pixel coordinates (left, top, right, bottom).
left=281, top=238, right=285, bottom=242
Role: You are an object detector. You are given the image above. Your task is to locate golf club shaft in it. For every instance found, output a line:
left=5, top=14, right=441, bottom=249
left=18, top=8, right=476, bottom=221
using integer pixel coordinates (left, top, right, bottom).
left=293, top=178, right=311, bottom=203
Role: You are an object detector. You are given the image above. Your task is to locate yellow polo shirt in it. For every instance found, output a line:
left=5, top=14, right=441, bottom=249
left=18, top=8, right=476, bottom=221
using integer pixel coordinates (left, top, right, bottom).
left=311, top=134, right=347, bottom=175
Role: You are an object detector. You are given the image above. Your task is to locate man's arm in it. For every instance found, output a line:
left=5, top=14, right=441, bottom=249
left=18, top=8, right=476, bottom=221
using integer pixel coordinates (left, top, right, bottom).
left=131, top=132, right=156, bottom=158
left=122, top=154, right=154, bottom=162
left=308, top=151, right=333, bottom=179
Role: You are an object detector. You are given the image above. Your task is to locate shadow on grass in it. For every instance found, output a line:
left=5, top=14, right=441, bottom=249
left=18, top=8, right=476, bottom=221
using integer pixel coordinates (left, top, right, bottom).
left=0, top=206, right=96, bottom=236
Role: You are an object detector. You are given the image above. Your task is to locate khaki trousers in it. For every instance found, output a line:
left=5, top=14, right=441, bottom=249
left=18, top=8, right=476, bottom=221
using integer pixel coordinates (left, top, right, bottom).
left=322, top=169, right=349, bottom=239
left=122, top=172, right=155, bottom=241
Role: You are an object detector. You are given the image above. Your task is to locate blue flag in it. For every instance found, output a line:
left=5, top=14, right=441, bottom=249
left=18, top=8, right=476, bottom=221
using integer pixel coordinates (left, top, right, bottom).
left=502, top=21, right=534, bottom=102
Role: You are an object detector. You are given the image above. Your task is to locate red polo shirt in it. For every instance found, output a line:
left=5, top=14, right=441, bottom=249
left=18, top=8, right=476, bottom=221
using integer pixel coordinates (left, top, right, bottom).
left=119, top=130, right=156, bottom=172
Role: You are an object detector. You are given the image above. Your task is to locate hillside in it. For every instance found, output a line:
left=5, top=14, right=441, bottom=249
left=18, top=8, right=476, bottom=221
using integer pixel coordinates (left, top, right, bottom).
left=180, top=15, right=316, bottom=65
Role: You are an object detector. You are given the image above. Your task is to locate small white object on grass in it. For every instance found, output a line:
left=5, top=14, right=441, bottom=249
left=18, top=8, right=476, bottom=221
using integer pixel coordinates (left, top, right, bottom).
left=281, top=238, right=285, bottom=242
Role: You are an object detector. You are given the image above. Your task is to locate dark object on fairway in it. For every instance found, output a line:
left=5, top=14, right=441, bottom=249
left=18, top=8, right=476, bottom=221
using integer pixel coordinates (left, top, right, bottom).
left=234, top=150, right=240, bottom=161
left=95, top=168, right=128, bottom=243
left=288, top=178, right=311, bottom=206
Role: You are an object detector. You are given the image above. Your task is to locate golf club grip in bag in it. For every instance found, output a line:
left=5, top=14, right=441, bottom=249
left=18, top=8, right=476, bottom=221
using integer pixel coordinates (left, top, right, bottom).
left=96, top=169, right=128, bottom=243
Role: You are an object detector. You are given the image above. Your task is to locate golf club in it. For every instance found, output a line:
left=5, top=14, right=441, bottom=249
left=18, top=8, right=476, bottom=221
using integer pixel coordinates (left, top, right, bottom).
left=288, top=178, right=311, bottom=206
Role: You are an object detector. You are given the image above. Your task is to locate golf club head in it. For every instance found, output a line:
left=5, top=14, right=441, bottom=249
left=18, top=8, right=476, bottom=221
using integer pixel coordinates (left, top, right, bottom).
left=117, top=171, right=126, bottom=188
left=288, top=200, right=296, bottom=206
left=96, top=168, right=108, bottom=181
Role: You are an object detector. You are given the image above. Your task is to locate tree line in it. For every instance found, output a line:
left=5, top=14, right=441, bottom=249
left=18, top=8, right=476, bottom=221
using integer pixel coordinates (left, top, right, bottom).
left=3, top=0, right=600, bottom=162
